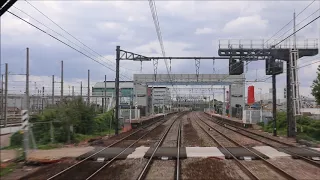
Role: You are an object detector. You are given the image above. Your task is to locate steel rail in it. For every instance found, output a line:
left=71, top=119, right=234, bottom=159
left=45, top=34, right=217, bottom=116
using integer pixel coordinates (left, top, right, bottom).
left=204, top=112, right=320, bottom=156
left=192, top=113, right=260, bottom=180
left=175, top=115, right=182, bottom=180
left=196, top=112, right=297, bottom=180
left=203, top=114, right=320, bottom=167
left=47, top=113, right=175, bottom=180
left=85, top=115, right=174, bottom=180
left=137, top=112, right=185, bottom=180
left=206, top=113, right=320, bottom=155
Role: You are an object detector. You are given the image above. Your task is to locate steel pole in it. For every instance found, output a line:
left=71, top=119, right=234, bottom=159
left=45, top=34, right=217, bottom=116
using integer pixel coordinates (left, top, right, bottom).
left=87, top=69, right=90, bottom=106
left=24, top=47, right=30, bottom=159
left=104, top=75, right=107, bottom=113
left=4, top=63, right=8, bottom=127
left=115, top=46, right=120, bottom=135
left=52, top=75, right=54, bottom=105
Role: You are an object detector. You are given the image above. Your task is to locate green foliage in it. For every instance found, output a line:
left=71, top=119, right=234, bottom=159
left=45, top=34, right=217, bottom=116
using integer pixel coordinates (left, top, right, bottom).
left=311, top=65, right=320, bottom=105
left=258, top=111, right=320, bottom=142
left=37, top=143, right=63, bottom=150
left=25, top=98, right=114, bottom=146
left=0, top=163, right=16, bottom=177
left=10, top=131, right=24, bottom=147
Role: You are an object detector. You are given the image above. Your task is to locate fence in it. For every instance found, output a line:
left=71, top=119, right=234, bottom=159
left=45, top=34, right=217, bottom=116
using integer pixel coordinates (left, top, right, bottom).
left=243, top=110, right=272, bottom=124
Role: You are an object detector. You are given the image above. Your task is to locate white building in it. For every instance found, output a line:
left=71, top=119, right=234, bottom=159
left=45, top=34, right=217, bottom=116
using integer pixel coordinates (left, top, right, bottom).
left=152, top=87, right=171, bottom=107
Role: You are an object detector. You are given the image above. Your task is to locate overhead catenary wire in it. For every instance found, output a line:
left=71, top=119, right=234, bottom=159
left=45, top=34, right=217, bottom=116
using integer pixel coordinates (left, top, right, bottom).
left=267, top=0, right=316, bottom=42
left=23, top=0, right=140, bottom=72
left=7, top=10, right=132, bottom=81
left=218, top=1, right=318, bottom=82
left=259, top=59, right=320, bottom=82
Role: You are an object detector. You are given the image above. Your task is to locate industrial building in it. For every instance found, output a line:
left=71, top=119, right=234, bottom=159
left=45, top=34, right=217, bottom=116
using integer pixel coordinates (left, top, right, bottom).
left=152, top=87, right=171, bottom=107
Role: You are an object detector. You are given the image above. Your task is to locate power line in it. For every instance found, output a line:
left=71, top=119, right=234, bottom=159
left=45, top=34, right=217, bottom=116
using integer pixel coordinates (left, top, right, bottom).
left=23, top=0, right=140, bottom=73
left=267, top=0, right=316, bottom=42
left=274, top=11, right=320, bottom=47
left=148, top=0, right=177, bottom=94
left=7, top=10, right=132, bottom=81
left=260, top=59, right=320, bottom=82
left=219, top=4, right=319, bottom=82
left=276, top=8, right=320, bottom=41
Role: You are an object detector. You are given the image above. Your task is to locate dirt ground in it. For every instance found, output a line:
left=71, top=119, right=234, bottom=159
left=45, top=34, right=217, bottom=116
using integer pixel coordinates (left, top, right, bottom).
left=181, top=158, right=250, bottom=180
left=145, top=160, right=176, bottom=180
left=91, top=159, right=147, bottom=180
left=202, top=118, right=264, bottom=147
left=18, top=158, right=77, bottom=180
left=268, top=157, right=320, bottom=180
left=241, top=160, right=286, bottom=180
left=182, top=116, right=205, bottom=147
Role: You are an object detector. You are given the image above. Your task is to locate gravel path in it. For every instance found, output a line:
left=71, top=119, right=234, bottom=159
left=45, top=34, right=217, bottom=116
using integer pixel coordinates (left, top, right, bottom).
left=181, top=158, right=250, bottom=180
left=268, top=157, right=320, bottom=180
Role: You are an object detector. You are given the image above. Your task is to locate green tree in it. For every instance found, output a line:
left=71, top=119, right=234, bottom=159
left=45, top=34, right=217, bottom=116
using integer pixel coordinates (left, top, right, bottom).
left=311, top=65, right=320, bottom=105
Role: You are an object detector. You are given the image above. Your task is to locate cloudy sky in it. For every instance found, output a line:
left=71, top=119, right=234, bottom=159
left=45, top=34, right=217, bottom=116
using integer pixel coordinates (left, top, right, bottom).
left=1, top=0, right=320, bottom=99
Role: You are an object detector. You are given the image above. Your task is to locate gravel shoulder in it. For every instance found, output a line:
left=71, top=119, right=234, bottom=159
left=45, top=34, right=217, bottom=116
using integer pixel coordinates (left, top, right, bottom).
left=196, top=118, right=237, bottom=147
left=188, top=115, right=217, bottom=147
left=241, top=160, right=286, bottom=180
left=268, top=157, right=320, bottom=180
left=200, top=115, right=263, bottom=147
left=91, top=159, right=148, bottom=180
left=145, top=160, right=175, bottom=180
left=181, top=158, right=250, bottom=180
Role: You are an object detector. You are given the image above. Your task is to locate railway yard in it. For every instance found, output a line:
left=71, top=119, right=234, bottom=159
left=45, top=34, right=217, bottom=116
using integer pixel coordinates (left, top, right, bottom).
left=6, top=111, right=320, bottom=180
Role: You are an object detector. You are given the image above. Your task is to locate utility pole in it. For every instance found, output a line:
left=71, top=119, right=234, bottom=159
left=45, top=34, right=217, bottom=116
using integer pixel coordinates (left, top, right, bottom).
left=38, top=89, right=41, bottom=114
left=115, top=46, right=120, bottom=135
left=135, top=84, right=138, bottom=119
left=4, top=63, right=8, bottom=127
left=72, top=86, right=74, bottom=99
left=80, top=81, right=83, bottom=98
left=1, top=75, right=4, bottom=120
left=24, top=47, right=30, bottom=159
left=104, top=75, right=107, bottom=113
left=52, top=75, right=54, bottom=106
left=272, top=74, right=277, bottom=136
left=223, top=86, right=226, bottom=116
left=87, top=69, right=90, bottom=106
left=61, top=61, right=64, bottom=102
left=152, top=86, right=154, bottom=115
left=287, top=11, right=298, bottom=137
left=42, top=86, right=44, bottom=113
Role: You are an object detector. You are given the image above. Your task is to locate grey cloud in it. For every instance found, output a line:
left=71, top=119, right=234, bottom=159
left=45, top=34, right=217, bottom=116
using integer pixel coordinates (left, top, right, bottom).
left=1, top=1, right=319, bottom=97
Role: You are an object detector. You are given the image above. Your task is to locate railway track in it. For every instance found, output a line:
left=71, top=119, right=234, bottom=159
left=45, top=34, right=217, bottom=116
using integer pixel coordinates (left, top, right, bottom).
left=136, top=111, right=186, bottom=180
left=46, top=113, right=177, bottom=180
left=201, top=112, right=320, bottom=168
left=193, top=112, right=297, bottom=180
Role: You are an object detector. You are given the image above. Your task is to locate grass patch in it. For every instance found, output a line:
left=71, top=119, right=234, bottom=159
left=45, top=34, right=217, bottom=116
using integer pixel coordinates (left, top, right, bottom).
left=37, top=143, right=64, bottom=150
left=257, top=112, right=320, bottom=144
left=0, top=163, right=16, bottom=177
left=74, top=130, right=115, bottom=143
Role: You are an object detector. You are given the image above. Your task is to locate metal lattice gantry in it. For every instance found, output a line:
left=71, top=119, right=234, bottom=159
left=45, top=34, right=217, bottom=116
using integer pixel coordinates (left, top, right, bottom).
left=217, top=38, right=318, bottom=137
left=118, top=47, right=233, bottom=82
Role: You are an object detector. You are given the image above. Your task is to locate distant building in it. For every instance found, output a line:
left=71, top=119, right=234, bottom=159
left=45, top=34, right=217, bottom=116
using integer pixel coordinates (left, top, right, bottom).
left=152, top=87, right=171, bottom=107
left=92, top=81, right=134, bottom=105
